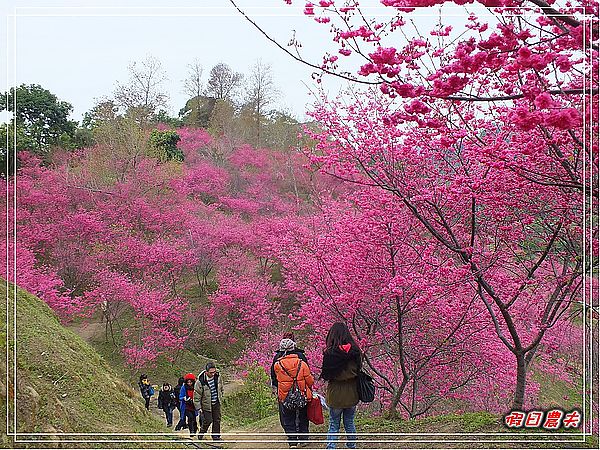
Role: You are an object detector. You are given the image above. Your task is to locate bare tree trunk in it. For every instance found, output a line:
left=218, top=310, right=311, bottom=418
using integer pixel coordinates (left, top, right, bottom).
left=389, top=377, right=410, bottom=414
left=104, top=312, right=110, bottom=343
left=194, top=267, right=204, bottom=293
left=512, top=351, right=527, bottom=410
left=109, top=316, right=117, bottom=346
left=389, top=293, right=410, bottom=415
left=409, top=378, right=418, bottom=419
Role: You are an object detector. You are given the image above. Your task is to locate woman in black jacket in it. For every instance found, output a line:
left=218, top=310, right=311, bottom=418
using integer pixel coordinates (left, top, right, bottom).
left=157, top=383, right=178, bottom=427
left=320, top=323, right=361, bottom=450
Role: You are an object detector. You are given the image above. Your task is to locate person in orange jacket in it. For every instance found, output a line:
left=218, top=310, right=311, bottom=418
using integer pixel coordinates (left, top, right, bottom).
left=274, top=338, right=314, bottom=448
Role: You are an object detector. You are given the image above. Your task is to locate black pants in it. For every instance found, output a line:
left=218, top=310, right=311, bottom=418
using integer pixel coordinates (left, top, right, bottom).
left=175, top=405, right=188, bottom=430
left=144, top=397, right=150, bottom=410
left=185, top=410, right=198, bottom=435
left=279, top=403, right=309, bottom=445
left=199, top=402, right=221, bottom=439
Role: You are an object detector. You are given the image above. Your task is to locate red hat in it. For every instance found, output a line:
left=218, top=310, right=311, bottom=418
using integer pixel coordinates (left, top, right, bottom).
left=183, top=373, right=196, bottom=381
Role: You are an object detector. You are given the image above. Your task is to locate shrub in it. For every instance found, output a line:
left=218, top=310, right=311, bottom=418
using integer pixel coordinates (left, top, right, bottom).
left=148, top=129, right=183, bottom=162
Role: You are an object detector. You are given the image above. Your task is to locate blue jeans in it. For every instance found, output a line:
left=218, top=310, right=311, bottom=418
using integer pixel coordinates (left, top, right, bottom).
left=164, top=406, right=174, bottom=426
left=326, top=406, right=357, bottom=449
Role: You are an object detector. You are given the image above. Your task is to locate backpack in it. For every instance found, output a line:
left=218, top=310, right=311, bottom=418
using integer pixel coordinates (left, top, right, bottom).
left=148, top=385, right=155, bottom=396
left=278, top=360, right=308, bottom=410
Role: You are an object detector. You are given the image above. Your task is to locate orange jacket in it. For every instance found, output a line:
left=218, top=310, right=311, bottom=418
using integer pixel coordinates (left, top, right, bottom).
left=274, top=353, right=314, bottom=403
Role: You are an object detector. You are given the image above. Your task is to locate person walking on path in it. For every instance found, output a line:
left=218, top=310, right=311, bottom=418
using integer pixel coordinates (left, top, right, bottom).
left=271, top=332, right=308, bottom=394
left=179, top=373, right=199, bottom=436
left=174, top=376, right=188, bottom=431
left=196, top=362, right=225, bottom=442
left=320, top=323, right=362, bottom=450
left=157, top=382, right=178, bottom=427
left=274, top=338, right=314, bottom=448
left=138, top=374, right=154, bottom=411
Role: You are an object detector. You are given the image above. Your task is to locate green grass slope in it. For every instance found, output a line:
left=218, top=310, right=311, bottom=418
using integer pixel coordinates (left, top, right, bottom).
left=0, top=281, right=167, bottom=446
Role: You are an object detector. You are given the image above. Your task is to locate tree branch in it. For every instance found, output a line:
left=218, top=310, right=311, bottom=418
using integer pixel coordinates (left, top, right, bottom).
left=446, top=88, right=598, bottom=102
left=228, top=0, right=379, bottom=86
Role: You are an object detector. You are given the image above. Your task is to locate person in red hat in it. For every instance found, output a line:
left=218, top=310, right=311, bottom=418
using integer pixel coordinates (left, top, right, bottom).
left=179, top=373, right=199, bottom=436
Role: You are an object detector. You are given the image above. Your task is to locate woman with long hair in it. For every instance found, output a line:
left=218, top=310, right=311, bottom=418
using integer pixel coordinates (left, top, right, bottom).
left=320, top=323, right=361, bottom=449
left=179, top=373, right=199, bottom=436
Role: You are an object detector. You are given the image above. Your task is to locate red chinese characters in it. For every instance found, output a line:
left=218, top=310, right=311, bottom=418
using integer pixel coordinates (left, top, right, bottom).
left=563, top=410, right=582, bottom=429
left=542, top=410, right=565, bottom=430
left=505, top=411, right=526, bottom=428
left=504, top=409, right=582, bottom=430
left=524, top=411, right=544, bottom=428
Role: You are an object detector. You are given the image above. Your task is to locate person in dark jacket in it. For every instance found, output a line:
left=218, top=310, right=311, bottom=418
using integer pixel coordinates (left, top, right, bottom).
left=270, top=332, right=308, bottom=393
left=196, top=362, right=225, bottom=442
left=157, top=383, right=178, bottom=427
left=174, top=376, right=188, bottom=431
left=179, top=373, right=199, bottom=436
left=320, top=323, right=361, bottom=450
left=138, top=374, right=153, bottom=410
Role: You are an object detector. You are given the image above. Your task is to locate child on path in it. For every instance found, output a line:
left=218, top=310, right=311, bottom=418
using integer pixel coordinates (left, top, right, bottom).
left=138, top=374, right=154, bottom=410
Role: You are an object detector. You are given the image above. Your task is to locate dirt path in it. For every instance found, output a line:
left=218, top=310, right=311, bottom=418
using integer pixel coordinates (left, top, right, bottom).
left=75, top=320, right=105, bottom=341
left=147, top=377, right=331, bottom=449
left=146, top=379, right=296, bottom=449
left=224, top=418, right=314, bottom=450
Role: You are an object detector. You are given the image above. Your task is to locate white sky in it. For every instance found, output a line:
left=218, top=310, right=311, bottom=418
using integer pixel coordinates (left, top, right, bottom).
left=1, top=0, right=355, bottom=123
left=1, top=0, right=479, bottom=123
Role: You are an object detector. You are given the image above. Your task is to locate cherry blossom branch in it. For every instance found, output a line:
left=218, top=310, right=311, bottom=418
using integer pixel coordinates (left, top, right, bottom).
left=66, top=184, right=119, bottom=197
left=527, top=0, right=593, bottom=30
left=505, top=221, right=563, bottom=309
left=228, top=0, right=378, bottom=86
left=445, top=88, right=598, bottom=102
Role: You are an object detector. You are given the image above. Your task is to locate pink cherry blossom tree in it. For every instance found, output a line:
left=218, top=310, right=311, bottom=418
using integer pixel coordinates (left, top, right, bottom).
left=230, top=0, right=597, bottom=410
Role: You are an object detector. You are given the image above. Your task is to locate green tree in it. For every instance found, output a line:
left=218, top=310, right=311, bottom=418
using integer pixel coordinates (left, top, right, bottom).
left=153, top=109, right=183, bottom=128
left=0, top=84, right=76, bottom=154
left=58, top=127, right=95, bottom=150
left=0, top=122, right=36, bottom=177
left=82, top=100, right=119, bottom=129
left=179, top=96, right=216, bottom=128
left=148, top=129, right=183, bottom=162
left=261, top=110, right=302, bottom=150
left=207, top=99, right=235, bottom=137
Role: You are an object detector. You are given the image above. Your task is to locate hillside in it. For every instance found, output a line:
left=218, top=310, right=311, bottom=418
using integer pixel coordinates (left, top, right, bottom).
left=1, top=280, right=597, bottom=449
left=71, top=315, right=219, bottom=398
left=0, top=281, right=174, bottom=448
